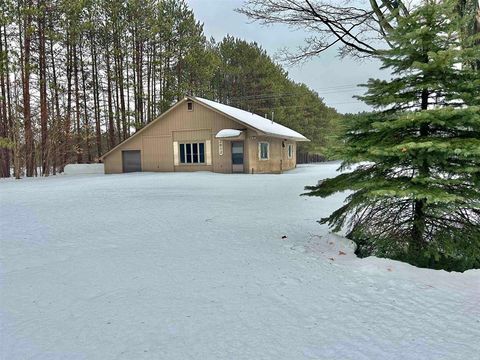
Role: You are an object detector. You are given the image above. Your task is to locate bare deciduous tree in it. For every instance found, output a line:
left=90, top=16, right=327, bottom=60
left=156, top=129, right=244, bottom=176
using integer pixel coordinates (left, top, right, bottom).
left=238, top=0, right=479, bottom=62
left=238, top=0, right=412, bottom=61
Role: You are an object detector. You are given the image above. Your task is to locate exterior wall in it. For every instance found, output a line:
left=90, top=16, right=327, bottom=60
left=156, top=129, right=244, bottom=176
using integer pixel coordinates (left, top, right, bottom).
left=282, top=141, right=297, bottom=171
left=244, top=131, right=297, bottom=174
left=143, top=135, right=174, bottom=172
left=212, top=137, right=235, bottom=173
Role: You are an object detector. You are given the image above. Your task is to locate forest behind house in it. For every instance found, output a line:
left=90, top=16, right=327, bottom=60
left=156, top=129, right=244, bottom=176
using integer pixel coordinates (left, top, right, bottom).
left=0, top=0, right=341, bottom=178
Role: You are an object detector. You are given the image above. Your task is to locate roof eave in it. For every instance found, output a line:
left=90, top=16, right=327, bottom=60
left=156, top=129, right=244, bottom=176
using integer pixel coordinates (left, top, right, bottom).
left=263, top=132, right=310, bottom=142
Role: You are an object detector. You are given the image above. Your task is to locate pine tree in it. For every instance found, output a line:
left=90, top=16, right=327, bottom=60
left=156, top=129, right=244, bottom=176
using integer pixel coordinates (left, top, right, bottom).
left=305, top=0, right=480, bottom=271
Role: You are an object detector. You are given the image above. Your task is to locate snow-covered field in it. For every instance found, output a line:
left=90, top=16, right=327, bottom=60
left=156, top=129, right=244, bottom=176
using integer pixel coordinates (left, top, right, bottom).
left=1, top=164, right=479, bottom=360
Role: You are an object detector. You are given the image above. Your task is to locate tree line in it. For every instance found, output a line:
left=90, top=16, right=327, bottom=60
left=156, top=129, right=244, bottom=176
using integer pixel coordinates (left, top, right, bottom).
left=0, top=0, right=340, bottom=178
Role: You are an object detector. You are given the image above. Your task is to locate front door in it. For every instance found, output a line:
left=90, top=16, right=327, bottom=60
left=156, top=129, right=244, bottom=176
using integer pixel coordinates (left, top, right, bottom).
left=231, top=142, right=244, bottom=173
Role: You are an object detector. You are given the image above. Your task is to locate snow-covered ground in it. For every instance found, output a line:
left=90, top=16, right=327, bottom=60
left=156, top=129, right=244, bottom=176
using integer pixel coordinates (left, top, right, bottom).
left=1, top=164, right=479, bottom=360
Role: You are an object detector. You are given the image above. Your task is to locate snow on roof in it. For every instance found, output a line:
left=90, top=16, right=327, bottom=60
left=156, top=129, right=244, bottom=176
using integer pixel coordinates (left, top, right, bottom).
left=215, top=129, right=243, bottom=138
left=193, top=97, right=309, bottom=141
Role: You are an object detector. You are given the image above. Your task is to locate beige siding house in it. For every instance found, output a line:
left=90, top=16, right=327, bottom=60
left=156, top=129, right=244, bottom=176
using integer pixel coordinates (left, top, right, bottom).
left=101, top=97, right=309, bottom=174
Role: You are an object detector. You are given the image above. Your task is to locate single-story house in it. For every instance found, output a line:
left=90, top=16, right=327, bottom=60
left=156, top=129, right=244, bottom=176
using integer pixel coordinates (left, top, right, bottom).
left=101, top=96, right=309, bottom=174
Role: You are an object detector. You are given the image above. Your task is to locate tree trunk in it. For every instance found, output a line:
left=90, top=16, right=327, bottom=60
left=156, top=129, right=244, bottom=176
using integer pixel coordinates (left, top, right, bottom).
left=3, top=24, right=14, bottom=177
left=147, top=44, right=152, bottom=122
left=80, top=40, right=91, bottom=163
left=20, top=0, right=34, bottom=177
left=475, top=1, right=480, bottom=70
left=126, top=44, right=131, bottom=137
left=38, top=0, right=49, bottom=176
left=132, top=29, right=138, bottom=129
left=134, top=27, right=144, bottom=127
left=410, top=88, right=430, bottom=252
left=11, top=71, right=21, bottom=179
left=0, top=24, right=10, bottom=177
left=89, top=29, right=102, bottom=160
left=152, top=43, right=157, bottom=119
left=74, top=44, right=82, bottom=163
left=63, top=34, right=72, bottom=172
left=50, top=14, right=60, bottom=175
left=114, top=67, right=121, bottom=143
left=113, top=28, right=127, bottom=140
left=106, top=48, right=115, bottom=149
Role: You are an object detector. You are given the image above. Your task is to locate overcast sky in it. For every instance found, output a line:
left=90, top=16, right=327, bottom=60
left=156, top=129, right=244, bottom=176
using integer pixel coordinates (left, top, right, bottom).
left=186, top=0, right=389, bottom=114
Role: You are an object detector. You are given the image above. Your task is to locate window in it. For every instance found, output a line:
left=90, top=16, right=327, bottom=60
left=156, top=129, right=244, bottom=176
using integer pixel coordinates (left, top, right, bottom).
left=187, top=101, right=193, bottom=111
left=288, top=144, right=293, bottom=159
left=179, top=142, right=205, bottom=164
left=259, top=142, right=269, bottom=160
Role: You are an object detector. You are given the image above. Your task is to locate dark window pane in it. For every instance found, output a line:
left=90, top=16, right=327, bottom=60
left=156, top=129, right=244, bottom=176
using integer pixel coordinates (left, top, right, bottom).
left=180, top=144, right=185, bottom=163
left=260, top=143, right=268, bottom=159
left=199, top=143, right=205, bottom=163
left=193, top=143, right=198, bottom=163
left=232, top=153, right=243, bottom=164
left=232, top=142, right=244, bottom=164
left=186, top=143, right=192, bottom=163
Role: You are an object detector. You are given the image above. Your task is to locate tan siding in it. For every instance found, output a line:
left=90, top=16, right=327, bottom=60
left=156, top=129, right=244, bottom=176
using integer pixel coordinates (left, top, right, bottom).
left=282, top=141, right=296, bottom=171
left=144, top=103, right=243, bottom=137
left=244, top=129, right=258, bottom=174
left=142, top=136, right=174, bottom=172
left=173, top=129, right=211, bottom=142
left=245, top=134, right=297, bottom=174
left=213, top=138, right=233, bottom=173
left=175, top=164, right=214, bottom=172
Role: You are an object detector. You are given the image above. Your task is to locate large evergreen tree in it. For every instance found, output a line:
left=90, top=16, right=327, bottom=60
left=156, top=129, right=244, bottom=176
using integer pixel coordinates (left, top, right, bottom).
left=305, top=0, right=480, bottom=271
